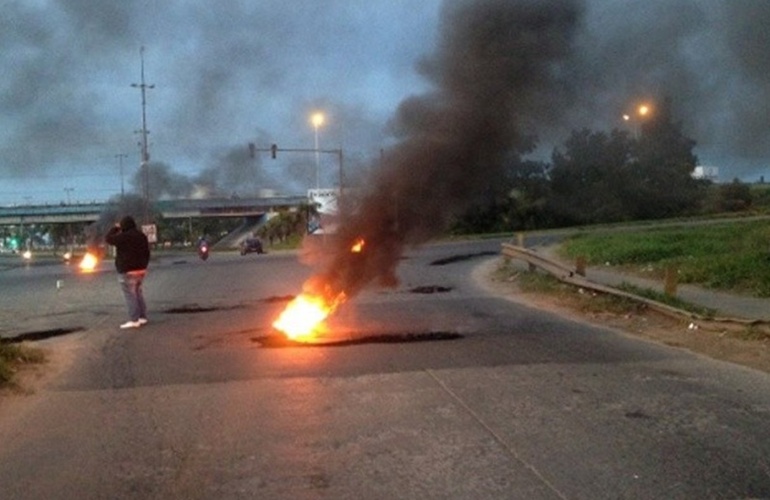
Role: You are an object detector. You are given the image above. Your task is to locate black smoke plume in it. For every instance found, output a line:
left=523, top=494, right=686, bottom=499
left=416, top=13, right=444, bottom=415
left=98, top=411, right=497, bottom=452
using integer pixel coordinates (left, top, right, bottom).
left=304, top=0, right=585, bottom=300
left=84, top=194, right=146, bottom=249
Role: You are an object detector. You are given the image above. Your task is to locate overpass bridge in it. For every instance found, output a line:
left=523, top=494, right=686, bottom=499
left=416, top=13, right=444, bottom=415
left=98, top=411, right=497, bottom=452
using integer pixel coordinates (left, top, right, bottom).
left=0, top=195, right=309, bottom=226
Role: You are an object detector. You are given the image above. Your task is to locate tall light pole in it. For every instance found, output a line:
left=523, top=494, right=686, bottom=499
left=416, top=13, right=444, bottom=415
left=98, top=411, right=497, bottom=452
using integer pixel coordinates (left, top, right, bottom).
left=115, top=153, right=128, bottom=200
left=131, top=46, right=154, bottom=222
left=64, top=187, right=74, bottom=205
left=311, top=112, right=325, bottom=189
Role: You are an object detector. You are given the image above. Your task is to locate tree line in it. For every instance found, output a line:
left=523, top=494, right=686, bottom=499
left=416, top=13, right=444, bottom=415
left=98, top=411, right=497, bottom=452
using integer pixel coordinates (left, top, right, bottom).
left=452, top=99, right=762, bottom=234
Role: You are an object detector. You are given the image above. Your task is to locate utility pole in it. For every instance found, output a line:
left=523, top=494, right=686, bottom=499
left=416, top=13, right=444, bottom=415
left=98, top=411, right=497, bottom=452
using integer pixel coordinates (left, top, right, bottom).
left=131, top=46, right=154, bottom=223
left=114, top=153, right=128, bottom=200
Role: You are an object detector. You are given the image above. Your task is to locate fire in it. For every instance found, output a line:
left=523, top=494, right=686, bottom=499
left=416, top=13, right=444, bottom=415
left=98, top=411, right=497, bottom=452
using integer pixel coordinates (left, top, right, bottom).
left=272, top=291, right=346, bottom=342
left=79, top=252, right=99, bottom=273
left=350, top=238, right=365, bottom=253
left=273, top=237, right=363, bottom=342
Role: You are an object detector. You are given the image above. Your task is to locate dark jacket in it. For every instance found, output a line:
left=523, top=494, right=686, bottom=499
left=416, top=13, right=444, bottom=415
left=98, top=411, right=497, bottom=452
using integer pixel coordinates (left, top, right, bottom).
left=105, top=216, right=150, bottom=273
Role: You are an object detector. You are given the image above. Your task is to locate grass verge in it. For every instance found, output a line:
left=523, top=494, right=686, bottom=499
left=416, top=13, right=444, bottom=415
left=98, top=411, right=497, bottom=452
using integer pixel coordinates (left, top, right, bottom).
left=560, top=219, right=770, bottom=297
left=0, top=342, right=46, bottom=388
left=509, top=265, right=650, bottom=316
left=495, top=261, right=770, bottom=373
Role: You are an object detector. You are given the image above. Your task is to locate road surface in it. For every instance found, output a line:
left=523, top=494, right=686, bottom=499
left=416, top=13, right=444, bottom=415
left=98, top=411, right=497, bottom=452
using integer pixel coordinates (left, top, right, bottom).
left=1, top=239, right=769, bottom=499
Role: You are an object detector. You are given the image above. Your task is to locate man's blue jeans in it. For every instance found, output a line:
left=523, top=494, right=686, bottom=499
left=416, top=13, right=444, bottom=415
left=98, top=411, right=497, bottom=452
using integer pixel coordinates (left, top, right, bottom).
left=119, top=271, right=147, bottom=321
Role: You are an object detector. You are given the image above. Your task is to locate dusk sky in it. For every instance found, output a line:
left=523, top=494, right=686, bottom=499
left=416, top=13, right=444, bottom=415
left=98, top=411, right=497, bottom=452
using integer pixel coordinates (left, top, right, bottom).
left=2, top=0, right=769, bottom=205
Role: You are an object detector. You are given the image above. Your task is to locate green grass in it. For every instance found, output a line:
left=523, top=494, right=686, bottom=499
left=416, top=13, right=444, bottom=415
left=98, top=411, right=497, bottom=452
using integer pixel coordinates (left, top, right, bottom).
left=0, top=342, right=45, bottom=387
left=506, top=263, right=649, bottom=315
left=560, top=220, right=770, bottom=297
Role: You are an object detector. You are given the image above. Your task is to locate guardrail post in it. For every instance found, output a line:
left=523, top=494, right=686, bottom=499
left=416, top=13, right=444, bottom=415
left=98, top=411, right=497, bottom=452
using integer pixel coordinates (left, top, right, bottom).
left=575, top=256, right=586, bottom=277
left=516, top=232, right=524, bottom=247
left=664, top=265, right=678, bottom=296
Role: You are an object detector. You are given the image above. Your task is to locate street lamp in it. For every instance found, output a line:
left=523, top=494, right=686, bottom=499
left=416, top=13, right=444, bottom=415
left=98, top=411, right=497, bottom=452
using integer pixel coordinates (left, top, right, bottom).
left=311, top=112, right=325, bottom=189
left=623, top=103, right=652, bottom=138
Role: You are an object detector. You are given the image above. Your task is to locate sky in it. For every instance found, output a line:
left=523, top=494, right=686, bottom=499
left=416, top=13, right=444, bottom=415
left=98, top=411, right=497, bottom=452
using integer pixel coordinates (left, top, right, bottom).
left=2, top=0, right=770, bottom=206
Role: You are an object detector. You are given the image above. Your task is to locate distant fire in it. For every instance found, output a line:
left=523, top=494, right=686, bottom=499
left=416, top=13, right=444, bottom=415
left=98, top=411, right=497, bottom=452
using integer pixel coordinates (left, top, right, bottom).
left=351, top=238, right=365, bottom=253
left=79, top=252, right=99, bottom=273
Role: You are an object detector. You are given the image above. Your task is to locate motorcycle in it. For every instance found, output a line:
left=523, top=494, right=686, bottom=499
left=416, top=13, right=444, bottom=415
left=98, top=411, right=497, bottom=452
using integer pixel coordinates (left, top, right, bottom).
left=197, top=240, right=210, bottom=261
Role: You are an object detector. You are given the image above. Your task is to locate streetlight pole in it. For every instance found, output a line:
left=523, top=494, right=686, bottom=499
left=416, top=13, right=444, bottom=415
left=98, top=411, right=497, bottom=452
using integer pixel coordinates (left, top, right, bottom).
left=131, top=46, right=154, bottom=222
left=63, top=187, right=74, bottom=253
left=311, top=112, right=325, bottom=189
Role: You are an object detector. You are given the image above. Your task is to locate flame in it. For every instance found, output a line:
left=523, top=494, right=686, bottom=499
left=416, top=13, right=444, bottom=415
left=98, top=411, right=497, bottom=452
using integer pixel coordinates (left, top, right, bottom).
left=79, top=252, right=99, bottom=273
left=272, top=237, right=364, bottom=342
left=350, top=238, right=365, bottom=253
left=272, top=291, right=346, bottom=342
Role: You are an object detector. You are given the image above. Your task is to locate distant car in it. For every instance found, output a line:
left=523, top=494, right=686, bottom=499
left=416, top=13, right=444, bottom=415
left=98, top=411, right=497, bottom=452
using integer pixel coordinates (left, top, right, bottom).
left=240, top=238, right=264, bottom=256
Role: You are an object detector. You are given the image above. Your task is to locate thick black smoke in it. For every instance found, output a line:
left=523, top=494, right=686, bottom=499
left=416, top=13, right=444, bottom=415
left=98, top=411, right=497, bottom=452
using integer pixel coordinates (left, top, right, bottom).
left=84, top=194, right=146, bottom=248
left=4, top=0, right=770, bottom=202
left=305, top=0, right=585, bottom=300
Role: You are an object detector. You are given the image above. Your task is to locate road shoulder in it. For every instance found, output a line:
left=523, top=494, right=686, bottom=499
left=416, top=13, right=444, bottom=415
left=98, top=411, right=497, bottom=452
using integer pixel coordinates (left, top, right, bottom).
left=474, top=256, right=770, bottom=375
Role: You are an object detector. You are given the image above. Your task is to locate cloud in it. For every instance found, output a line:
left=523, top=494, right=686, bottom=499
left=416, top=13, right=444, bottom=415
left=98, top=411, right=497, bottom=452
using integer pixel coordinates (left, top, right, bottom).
left=2, top=0, right=770, bottom=204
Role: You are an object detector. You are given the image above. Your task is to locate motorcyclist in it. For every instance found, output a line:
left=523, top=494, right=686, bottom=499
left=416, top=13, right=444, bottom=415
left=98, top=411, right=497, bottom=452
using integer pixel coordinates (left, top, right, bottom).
left=197, top=235, right=210, bottom=260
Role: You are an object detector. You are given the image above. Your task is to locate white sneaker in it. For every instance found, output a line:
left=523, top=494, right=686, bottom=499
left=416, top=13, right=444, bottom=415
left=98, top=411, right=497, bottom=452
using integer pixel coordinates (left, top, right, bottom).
left=137, top=318, right=148, bottom=325
left=120, top=321, right=142, bottom=329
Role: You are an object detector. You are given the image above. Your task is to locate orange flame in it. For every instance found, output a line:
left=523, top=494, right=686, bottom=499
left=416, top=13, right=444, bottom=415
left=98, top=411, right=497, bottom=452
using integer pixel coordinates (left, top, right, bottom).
left=350, top=238, right=365, bottom=253
left=273, top=237, right=364, bottom=341
left=79, top=252, right=99, bottom=273
left=272, top=291, right=346, bottom=342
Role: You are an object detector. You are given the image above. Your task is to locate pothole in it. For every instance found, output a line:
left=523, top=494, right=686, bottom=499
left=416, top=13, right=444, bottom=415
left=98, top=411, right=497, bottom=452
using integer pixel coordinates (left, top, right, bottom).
left=2, top=326, right=86, bottom=343
left=429, top=251, right=497, bottom=266
left=252, top=331, right=463, bottom=348
left=260, top=295, right=295, bottom=303
left=164, top=304, right=242, bottom=314
left=410, top=285, right=453, bottom=294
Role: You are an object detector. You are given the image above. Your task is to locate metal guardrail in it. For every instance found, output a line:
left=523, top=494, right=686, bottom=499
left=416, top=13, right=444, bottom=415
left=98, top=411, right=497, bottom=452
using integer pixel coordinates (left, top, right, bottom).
left=500, top=242, right=768, bottom=331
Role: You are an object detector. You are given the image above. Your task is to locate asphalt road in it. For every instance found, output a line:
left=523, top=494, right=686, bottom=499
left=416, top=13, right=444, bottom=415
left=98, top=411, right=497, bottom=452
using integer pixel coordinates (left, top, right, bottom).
left=1, top=238, right=769, bottom=499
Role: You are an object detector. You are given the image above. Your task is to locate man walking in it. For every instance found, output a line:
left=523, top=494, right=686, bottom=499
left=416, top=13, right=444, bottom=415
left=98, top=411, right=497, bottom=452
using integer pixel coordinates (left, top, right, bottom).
left=105, top=215, right=150, bottom=329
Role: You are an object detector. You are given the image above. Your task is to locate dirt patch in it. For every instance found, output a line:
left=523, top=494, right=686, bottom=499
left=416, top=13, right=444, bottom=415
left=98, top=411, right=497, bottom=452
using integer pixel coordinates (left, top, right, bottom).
left=474, top=258, right=770, bottom=374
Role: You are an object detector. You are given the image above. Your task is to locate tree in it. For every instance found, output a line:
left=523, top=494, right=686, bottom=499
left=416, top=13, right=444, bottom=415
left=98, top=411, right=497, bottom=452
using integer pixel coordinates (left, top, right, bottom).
left=621, top=98, right=703, bottom=219
left=718, top=178, right=753, bottom=212
left=452, top=149, right=554, bottom=233
left=547, top=128, right=634, bottom=224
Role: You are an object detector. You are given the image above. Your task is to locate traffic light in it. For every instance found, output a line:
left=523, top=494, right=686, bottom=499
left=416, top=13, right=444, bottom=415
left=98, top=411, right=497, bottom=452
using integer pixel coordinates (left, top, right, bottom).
left=271, top=144, right=277, bottom=159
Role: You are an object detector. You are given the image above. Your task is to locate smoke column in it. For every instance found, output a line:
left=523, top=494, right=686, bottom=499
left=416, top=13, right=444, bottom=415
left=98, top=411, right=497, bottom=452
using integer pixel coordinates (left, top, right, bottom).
left=305, top=0, right=585, bottom=300
left=84, top=194, right=147, bottom=248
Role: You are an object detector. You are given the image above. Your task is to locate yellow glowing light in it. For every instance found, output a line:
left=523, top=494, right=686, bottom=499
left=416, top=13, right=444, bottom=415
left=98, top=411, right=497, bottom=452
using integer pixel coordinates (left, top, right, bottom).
left=79, top=252, right=99, bottom=273
left=638, top=104, right=650, bottom=116
left=273, top=294, right=332, bottom=341
left=351, top=238, right=365, bottom=253
left=273, top=290, right=347, bottom=341
left=311, top=112, right=325, bottom=128
left=22, top=250, right=32, bottom=260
